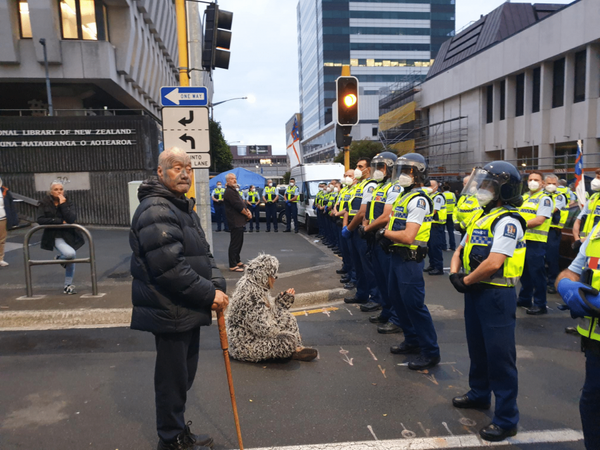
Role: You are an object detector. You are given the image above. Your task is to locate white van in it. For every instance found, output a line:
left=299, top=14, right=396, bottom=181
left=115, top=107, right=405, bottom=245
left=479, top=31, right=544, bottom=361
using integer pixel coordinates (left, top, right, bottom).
left=290, top=163, right=345, bottom=234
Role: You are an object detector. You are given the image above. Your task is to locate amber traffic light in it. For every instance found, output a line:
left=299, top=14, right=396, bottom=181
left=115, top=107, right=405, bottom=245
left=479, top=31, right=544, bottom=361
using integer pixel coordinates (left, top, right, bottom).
left=336, top=76, right=359, bottom=126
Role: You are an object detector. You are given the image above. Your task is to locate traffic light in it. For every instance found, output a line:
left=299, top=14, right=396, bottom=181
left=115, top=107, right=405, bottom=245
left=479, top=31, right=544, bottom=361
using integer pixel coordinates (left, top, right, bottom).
left=336, top=76, right=359, bottom=126
left=202, top=3, right=233, bottom=71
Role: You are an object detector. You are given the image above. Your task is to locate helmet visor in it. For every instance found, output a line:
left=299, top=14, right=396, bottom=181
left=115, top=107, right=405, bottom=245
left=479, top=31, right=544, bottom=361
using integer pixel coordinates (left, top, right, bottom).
left=461, top=167, right=502, bottom=207
left=371, top=156, right=394, bottom=179
left=391, top=159, right=425, bottom=182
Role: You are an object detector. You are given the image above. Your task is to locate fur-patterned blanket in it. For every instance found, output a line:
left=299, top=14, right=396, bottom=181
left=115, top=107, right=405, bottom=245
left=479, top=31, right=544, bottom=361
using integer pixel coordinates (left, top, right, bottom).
left=225, top=254, right=302, bottom=362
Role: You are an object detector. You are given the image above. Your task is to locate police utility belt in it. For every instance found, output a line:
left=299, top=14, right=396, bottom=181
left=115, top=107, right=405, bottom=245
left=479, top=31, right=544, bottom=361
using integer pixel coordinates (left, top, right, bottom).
left=390, top=246, right=428, bottom=263
left=582, top=335, right=600, bottom=356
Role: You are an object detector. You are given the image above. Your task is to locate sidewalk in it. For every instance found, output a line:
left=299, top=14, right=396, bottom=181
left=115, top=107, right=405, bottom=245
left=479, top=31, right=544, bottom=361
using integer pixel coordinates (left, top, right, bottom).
left=0, top=224, right=347, bottom=329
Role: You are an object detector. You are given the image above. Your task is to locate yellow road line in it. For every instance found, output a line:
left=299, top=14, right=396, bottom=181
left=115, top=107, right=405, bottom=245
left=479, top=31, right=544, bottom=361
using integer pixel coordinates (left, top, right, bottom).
left=292, top=307, right=339, bottom=316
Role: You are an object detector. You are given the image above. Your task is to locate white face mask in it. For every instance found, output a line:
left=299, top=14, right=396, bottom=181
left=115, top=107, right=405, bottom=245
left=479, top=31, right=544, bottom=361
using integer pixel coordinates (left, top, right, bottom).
left=528, top=180, right=540, bottom=192
left=545, top=184, right=557, bottom=193
left=354, top=168, right=363, bottom=180
left=372, top=170, right=384, bottom=182
left=469, top=186, right=478, bottom=195
left=217, top=185, right=222, bottom=189
left=424, top=187, right=433, bottom=194
left=250, top=188, right=255, bottom=192
left=476, top=189, right=495, bottom=206
left=591, top=178, right=600, bottom=191
left=268, top=183, right=272, bottom=187
left=290, top=181, right=294, bottom=186
left=236, top=188, right=240, bottom=191
left=326, top=186, right=332, bottom=193
left=397, top=174, right=413, bottom=188
left=344, top=176, right=354, bottom=186
left=334, top=187, right=339, bottom=193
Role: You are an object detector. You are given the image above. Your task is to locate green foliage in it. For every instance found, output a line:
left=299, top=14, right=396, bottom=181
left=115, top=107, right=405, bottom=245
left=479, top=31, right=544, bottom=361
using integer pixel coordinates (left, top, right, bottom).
left=282, top=171, right=291, bottom=184
left=333, top=139, right=388, bottom=168
left=209, top=119, right=233, bottom=172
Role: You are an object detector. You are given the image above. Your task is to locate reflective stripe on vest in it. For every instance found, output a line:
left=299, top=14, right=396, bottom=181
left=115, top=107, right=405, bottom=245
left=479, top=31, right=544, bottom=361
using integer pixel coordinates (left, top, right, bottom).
left=339, top=185, right=354, bottom=211
left=349, top=179, right=370, bottom=216
left=264, top=186, right=277, bottom=202
left=387, top=190, right=433, bottom=250
left=213, top=188, right=224, bottom=201
left=519, top=190, right=552, bottom=243
left=581, top=193, right=600, bottom=238
left=430, top=191, right=447, bottom=225
left=463, top=207, right=526, bottom=287
left=247, top=191, right=259, bottom=204
left=368, top=181, right=393, bottom=222
left=578, top=224, right=600, bottom=341
left=443, top=191, right=456, bottom=215
left=455, top=194, right=483, bottom=230
left=550, top=192, right=568, bottom=229
left=286, top=186, right=299, bottom=202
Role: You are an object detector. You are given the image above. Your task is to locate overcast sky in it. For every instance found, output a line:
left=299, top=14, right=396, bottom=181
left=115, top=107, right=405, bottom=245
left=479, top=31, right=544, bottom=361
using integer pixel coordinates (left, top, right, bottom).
left=212, top=0, right=573, bottom=155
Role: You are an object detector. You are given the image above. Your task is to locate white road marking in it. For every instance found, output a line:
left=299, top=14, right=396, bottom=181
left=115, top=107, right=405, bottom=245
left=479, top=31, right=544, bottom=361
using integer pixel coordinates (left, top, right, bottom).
left=417, top=422, right=431, bottom=438
left=4, top=242, right=23, bottom=253
left=366, top=347, right=378, bottom=361
left=397, top=362, right=456, bottom=366
left=442, top=422, right=454, bottom=436
left=345, top=308, right=353, bottom=316
left=367, top=425, right=378, bottom=441
left=339, top=347, right=354, bottom=366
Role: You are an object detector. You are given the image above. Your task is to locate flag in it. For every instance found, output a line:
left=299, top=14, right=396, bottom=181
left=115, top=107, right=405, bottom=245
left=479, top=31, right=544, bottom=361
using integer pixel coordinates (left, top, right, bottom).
left=574, top=139, right=586, bottom=208
left=286, top=116, right=302, bottom=168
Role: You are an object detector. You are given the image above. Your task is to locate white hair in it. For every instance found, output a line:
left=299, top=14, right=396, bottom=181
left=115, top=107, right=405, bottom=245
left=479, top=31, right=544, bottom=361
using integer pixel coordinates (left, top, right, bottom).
left=48, top=180, right=64, bottom=195
left=158, top=147, right=191, bottom=170
left=545, top=174, right=558, bottom=182
left=226, top=173, right=236, bottom=182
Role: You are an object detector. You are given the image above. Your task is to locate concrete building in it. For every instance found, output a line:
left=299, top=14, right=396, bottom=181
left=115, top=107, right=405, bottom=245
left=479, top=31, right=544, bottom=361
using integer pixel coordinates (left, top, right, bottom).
left=230, top=145, right=289, bottom=182
left=415, top=0, right=600, bottom=176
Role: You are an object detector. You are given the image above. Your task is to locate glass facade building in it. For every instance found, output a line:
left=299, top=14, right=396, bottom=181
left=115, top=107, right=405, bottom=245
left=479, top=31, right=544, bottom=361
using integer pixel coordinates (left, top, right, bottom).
left=297, top=0, right=455, bottom=139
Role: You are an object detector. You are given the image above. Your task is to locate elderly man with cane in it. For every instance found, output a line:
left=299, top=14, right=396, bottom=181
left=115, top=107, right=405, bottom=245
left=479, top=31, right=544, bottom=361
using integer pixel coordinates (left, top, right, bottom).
left=130, top=147, right=229, bottom=450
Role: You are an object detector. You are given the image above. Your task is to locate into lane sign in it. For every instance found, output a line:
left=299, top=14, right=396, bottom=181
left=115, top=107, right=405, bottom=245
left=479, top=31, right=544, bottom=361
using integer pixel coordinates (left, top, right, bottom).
left=161, top=86, right=208, bottom=107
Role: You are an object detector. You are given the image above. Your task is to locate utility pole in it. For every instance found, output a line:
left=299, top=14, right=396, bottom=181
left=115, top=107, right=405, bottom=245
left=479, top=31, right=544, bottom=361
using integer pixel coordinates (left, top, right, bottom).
left=39, top=39, right=54, bottom=116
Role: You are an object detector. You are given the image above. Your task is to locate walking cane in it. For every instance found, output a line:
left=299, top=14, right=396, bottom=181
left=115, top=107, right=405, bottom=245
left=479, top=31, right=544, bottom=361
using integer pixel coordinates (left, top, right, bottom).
left=216, top=308, right=244, bottom=450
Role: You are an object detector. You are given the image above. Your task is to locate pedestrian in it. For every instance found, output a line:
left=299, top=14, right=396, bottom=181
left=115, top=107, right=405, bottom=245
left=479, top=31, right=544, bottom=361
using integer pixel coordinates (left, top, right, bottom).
left=377, top=153, right=441, bottom=370
left=129, top=147, right=228, bottom=450
left=455, top=175, right=483, bottom=237
left=283, top=178, right=300, bottom=233
left=0, top=176, right=18, bottom=267
left=211, top=181, right=228, bottom=232
left=224, top=173, right=252, bottom=272
left=262, top=179, right=279, bottom=232
left=544, top=175, right=568, bottom=294
left=36, top=181, right=84, bottom=295
left=448, top=161, right=526, bottom=442
left=517, top=170, right=553, bottom=315
left=246, top=185, right=260, bottom=232
left=572, top=169, right=600, bottom=246
left=442, top=184, right=457, bottom=251
left=226, top=254, right=318, bottom=362
left=423, top=180, right=446, bottom=276
left=556, top=222, right=600, bottom=450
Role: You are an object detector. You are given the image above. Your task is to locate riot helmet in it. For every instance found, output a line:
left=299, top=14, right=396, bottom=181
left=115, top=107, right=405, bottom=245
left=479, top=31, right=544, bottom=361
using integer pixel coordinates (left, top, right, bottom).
left=392, top=153, right=428, bottom=188
left=371, top=151, right=398, bottom=182
left=461, top=161, right=523, bottom=212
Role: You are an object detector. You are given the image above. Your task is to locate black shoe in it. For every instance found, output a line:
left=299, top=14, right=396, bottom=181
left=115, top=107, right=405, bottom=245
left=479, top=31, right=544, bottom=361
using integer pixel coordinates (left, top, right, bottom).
left=343, top=282, right=356, bottom=290
left=526, top=305, right=548, bottom=315
left=157, top=432, right=211, bottom=450
left=428, top=269, right=444, bottom=276
left=266, top=230, right=270, bottom=232
left=334, top=251, right=343, bottom=256
left=295, top=230, right=299, bottom=233
left=256, top=230, right=260, bottom=232
left=274, top=229, right=278, bottom=232
left=249, top=229, right=254, bottom=232
left=224, top=229, right=230, bottom=233
left=283, top=229, right=291, bottom=233
left=565, top=326, right=579, bottom=335
left=479, top=423, right=517, bottom=442
left=336, top=269, right=347, bottom=275
left=215, top=229, right=221, bottom=232
left=547, top=285, right=557, bottom=294
left=340, top=277, right=350, bottom=284
left=369, top=313, right=388, bottom=324
left=423, top=266, right=434, bottom=272
left=377, top=322, right=403, bottom=334
left=390, top=342, right=421, bottom=354
left=452, top=395, right=491, bottom=410
left=360, top=301, right=382, bottom=312
left=344, top=297, right=366, bottom=304
left=516, top=299, right=531, bottom=308
left=184, top=421, right=214, bottom=448
left=408, top=354, right=441, bottom=370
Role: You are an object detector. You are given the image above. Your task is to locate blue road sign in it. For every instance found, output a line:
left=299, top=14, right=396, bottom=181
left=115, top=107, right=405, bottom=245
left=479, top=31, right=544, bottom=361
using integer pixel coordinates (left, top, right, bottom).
left=161, top=86, right=208, bottom=107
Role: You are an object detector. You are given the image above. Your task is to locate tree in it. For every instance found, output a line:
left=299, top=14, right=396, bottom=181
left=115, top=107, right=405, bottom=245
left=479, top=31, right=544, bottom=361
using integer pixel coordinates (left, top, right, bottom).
left=334, top=139, right=388, bottom=169
left=282, top=171, right=291, bottom=184
left=209, top=119, right=233, bottom=172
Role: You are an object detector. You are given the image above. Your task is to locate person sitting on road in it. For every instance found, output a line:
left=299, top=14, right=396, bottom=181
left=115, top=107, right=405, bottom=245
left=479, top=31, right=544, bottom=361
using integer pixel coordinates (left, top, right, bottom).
left=226, top=253, right=318, bottom=362
left=36, top=181, right=84, bottom=295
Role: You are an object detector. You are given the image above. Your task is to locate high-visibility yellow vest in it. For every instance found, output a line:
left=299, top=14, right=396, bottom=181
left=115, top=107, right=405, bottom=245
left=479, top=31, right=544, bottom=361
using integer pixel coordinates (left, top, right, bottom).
left=519, top=190, right=552, bottom=243
left=213, top=187, right=224, bottom=201
left=349, top=179, right=371, bottom=217
left=387, top=189, right=433, bottom=250
left=368, top=181, right=393, bottom=223
left=463, top=207, right=526, bottom=287
left=315, top=190, right=325, bottom=207
left=443, top=191, right=456, bottom=216
left=328, top=192, right=338, bottom=210
left=455, top=194, right=483, bottom=231
left=577, top=224, right=600, bottom=341
left=285, top=186, right=299, bottom=202
left=550, top=191, right=569, bottom=230
left=581, top=192, right=600, bottom=238
left=430, top=191, right=447, bottom=225
left=339, top=185, right=354, bottom=212
left=247, top=191, right=259, bottom=204
left=264, top=186, right=277, bottom=202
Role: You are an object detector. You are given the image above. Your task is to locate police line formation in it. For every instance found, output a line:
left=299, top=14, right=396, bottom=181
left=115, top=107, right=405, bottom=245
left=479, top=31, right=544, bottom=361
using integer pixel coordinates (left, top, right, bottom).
left=303, top=152, right=598, bottom=446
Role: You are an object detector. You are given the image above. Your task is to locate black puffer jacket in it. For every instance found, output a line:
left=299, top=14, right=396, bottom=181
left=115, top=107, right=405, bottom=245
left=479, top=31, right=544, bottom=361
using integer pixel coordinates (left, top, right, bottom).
left=37, top=196, right=85, bottom=252
left=129, top=178, right=226, bottom=334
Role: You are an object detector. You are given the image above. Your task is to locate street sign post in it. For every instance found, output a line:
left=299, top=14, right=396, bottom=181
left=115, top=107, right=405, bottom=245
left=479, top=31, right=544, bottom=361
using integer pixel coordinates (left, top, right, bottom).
left=162, top=106, right=210, bottom=153
left=161, top=86, right=208, bottom=106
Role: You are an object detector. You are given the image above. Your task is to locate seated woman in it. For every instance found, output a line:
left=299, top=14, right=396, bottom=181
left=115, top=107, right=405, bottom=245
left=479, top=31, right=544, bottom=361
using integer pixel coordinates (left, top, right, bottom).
left=226, top=254, right=317, bottom=362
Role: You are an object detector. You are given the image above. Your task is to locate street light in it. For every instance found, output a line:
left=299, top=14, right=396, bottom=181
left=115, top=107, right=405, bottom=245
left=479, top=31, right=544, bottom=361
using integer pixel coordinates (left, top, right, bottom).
left=210, top=96, right=248, bottom=120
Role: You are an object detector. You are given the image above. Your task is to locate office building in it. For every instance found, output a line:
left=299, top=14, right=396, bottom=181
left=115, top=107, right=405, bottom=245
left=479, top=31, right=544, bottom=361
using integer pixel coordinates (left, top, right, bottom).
left=230, top=145, right=289, bottom=182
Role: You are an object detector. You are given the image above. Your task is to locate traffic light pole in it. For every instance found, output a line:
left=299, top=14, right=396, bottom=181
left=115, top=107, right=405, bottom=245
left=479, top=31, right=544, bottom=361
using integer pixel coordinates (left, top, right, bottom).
left=344, top=146, right=350, bottom=172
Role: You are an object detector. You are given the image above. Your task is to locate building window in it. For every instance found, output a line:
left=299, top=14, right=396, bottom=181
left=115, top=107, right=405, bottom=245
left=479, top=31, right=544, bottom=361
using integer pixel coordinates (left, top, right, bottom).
left=574, top=50, right=586, bottom=103
left=499, top=80, right=505, bottom=121
left=532, top=67, right=541, bottom=113
left=372, top=127, right=378, bottom=137
left=515, top=73, right=525, bottom=117
left=486, top=85, right=493, bottom=124
left=552, top=58, right=565, bottom=108
left=59, top=0, right=107, bottom=40
left=18, top=0, right=32, bottom=38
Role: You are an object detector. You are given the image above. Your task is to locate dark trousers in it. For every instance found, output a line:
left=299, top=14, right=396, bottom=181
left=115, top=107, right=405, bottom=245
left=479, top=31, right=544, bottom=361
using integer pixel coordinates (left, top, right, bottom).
left=228, top=227, right=244, bottom=268
left=317, top=210, right=324, bottom=235
left=249, top=205, right=260, bottom=230
left=350, top=230, right=381, bottom=303
left=388, top=254, right=439, bottom=358
left=154, top=327, right=201, bottom=443
left=214, top=203, right=227, bottom=231
left=285, top=202, right=298, bottom=231
left=581, top=349, right=600, bottom=449
left=464, top=288, right=519, bottom=430
left=518, top=240, right=547, bottom=308
left=546, top=228, right=561, bottom=286
left=445, top=215, right=456, bottom=250
left=370, top=243, right=401, bottom=326
left=339, top=224, right=356, bottom=282
left=428, top=224, right=445, bottom=271
left=265, top=202, right=278, bottom=231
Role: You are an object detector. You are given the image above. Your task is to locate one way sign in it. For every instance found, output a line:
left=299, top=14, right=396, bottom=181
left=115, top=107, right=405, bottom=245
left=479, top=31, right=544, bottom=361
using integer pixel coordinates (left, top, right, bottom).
left=162, top=107, right=210, bottom=154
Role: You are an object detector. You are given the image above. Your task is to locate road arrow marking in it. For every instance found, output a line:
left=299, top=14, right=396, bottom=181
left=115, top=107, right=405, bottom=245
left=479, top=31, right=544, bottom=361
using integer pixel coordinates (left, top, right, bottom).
left=179, top=110, right=194, bottom=126
left=179, top=133, right=195, bottom=150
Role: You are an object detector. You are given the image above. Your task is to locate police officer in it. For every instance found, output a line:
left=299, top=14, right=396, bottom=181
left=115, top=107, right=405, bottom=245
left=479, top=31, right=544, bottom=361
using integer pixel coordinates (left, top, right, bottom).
left=246, top=185, right=260, bottom=232
left=442, top=185, right=457, bottom=251
left=342, top=157, right=382, bottom=307
left=544, top=175, right=568, bottom=294
left=455, top=175, right=483, bottom=237
left=448, top=161, right=525, bottom=442
left=517, top=170, right=553, bottom=315
left=377, top=153, right=441, bottom=370
left=284, top=178, right=300, bottom=233
left=556, top=222, right=600, bottom=450
left=262, top=179, right=279, bottom=232
left=315, top=183, right=327, bottom=239
left=424, top=180, right=446, bottom=276
left=336, top=170, right=358, bottom=289
left=211, top=181, right=228, bottom=232
left=362, top=152, right=403, bottom=333
left=573, top=169, right=600, bottom=245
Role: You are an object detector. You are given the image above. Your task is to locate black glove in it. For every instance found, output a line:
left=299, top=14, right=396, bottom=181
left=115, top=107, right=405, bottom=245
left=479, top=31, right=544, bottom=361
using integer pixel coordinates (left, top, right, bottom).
left=376, top=229, right=393, bottom=253
left=572, top=240, right=583, bottom=253
left=358, top=225, right=367, bottom=239
left=454, top=223, right=464, bottom=233
left=449, top=273, right=470, bottom=294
